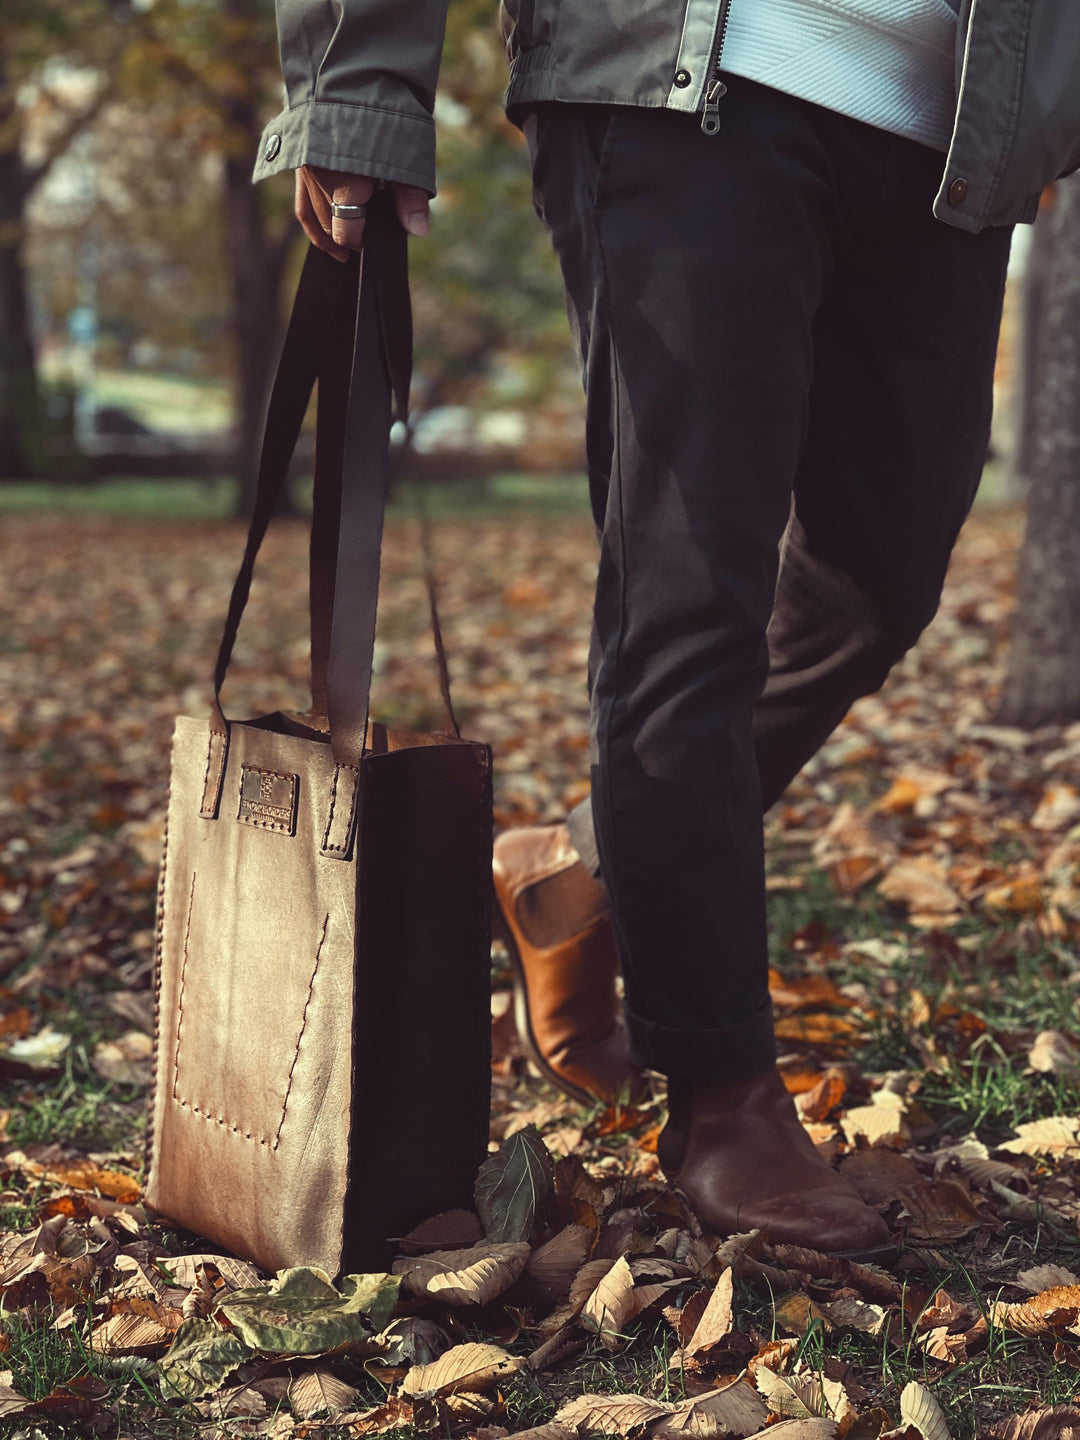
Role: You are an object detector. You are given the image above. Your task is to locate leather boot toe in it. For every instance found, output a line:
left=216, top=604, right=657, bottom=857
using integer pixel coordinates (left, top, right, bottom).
left=660, top=1067, right=893, bottom=1261
left=492, top=824, right=647, bottom=1107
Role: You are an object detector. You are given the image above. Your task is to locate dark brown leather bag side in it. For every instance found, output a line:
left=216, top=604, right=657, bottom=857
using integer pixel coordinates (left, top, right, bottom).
left=144, top=205, right=492, bottom=1276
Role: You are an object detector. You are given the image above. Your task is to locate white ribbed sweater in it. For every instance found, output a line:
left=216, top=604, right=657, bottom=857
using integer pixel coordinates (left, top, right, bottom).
left=719, top=0, right=960, bottom=151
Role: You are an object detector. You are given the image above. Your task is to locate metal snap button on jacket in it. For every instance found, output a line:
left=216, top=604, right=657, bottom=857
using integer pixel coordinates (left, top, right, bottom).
left=674, top=69, right=691, bottom=87
left=948, top=176, right=969, bottom=206
left=264, top=133, right=282, bottom=162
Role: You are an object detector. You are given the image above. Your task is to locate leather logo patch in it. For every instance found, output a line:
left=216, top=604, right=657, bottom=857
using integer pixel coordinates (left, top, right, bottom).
left=238, top=766, right=298, bottom=835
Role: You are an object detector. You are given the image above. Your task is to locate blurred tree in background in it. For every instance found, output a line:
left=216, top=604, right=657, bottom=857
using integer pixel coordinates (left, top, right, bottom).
left=0, top=0, right=126, bottom=479
left=3, top=0, right=576, bottom=509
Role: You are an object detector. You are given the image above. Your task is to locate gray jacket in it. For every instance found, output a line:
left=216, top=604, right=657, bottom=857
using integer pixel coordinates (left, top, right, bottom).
left=254, top=0, right=1080, bottom=232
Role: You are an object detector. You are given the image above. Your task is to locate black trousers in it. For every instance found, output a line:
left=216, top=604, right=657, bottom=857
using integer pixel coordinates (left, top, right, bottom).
left=524, top=79, right=1012, bottom=1082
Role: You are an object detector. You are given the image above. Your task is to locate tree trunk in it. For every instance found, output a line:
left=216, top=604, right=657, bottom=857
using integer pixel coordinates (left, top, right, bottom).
left=220, top=0, right=293, bottom=519
left=0, top=45, right=43, bottom=481
left=998, top=175, right=1080, bottom=727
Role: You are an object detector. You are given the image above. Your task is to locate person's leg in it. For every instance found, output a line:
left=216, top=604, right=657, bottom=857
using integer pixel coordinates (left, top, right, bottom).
left=528, top=87, right=842, bottom=1083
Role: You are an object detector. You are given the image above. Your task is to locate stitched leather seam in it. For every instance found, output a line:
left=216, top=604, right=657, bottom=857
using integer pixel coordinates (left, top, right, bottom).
left=321, top=763, right=359, bottom=854
left=273, top=912, right=330, bottom=1149
left=200, top=734, right=220, bottom=813
left=170, top=871, right=198, bottom=1109
left=144, top=806, right=170, bottom=1175
left=171, top=893, right=332, bottom=1148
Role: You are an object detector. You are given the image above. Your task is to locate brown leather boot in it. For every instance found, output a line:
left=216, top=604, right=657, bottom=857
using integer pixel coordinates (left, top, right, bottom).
left=658, top=1068, right=894, bottom=1260
left=492, top=824, right=646, bottom=1106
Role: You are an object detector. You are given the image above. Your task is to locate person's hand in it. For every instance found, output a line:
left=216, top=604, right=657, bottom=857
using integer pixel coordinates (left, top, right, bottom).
left=295, top=166, right=430, bottom=261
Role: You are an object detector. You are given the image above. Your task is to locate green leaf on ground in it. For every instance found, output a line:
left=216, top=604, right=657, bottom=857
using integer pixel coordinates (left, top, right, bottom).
left=475, top=1123, right=554, bottom=1242
left=217, top=1267, right=400, bottom=1356
left=158, top=1317, right=255, bottom=1400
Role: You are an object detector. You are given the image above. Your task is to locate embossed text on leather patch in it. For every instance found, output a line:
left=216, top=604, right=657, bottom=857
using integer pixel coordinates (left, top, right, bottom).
left=237, top=766, right=299, bottom=835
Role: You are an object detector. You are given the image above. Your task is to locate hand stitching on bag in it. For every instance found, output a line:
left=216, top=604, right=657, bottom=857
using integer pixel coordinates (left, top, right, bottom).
left=200, top=733, right=225, bottom=814
left=272, top=911, right=331, bottom=1149
left=170, top=870, right=197, bottom=1110
left=321, top=763, right=359, bottom=854
left=170, top=889, right=332, bottom=1148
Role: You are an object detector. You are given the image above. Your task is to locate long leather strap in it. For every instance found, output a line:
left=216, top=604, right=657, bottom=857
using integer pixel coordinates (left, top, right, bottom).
left=201, top=192, right=416, bottom=832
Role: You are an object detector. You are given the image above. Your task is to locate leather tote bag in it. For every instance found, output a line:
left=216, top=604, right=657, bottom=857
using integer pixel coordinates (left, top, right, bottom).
left=145, top=199, right=493, bottom=1276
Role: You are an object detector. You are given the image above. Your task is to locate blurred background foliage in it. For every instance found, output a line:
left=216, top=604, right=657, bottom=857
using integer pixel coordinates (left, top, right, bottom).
left=0, top=0, right=578, bottom=509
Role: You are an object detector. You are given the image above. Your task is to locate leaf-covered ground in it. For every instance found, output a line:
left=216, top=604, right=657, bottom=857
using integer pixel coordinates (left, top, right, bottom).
left=0, top=501, right=1079, bottom=1440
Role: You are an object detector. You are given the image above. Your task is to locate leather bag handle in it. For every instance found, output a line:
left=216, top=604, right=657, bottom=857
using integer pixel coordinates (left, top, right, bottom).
left=199, top=191, right=416, bottom=852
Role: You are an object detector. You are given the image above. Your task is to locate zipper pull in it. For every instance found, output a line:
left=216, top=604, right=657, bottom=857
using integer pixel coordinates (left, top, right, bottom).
left=700, top=79, right=727, bottom=135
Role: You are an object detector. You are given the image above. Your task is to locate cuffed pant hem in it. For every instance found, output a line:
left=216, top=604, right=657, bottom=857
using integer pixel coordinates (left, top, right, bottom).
left=627, top=995, right=777, bottom=1081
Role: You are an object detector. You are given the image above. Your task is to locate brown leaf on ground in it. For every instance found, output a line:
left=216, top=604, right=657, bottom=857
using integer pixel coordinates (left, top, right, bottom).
left=555, top=1392, right=672, bottom=1436
left=569, top=1256, right=618, bottom=1312
left=747, top=1338, right=800, bottom=1381
left=773, top=1293, right=834, bottom=1338
left=878, top=857, right=963, bottom=916
left=747, top=1424, right=840, bottom=1440
left=288, top=1369, right=359, bottom=1418
left=840, top=1093, right=911, bottom=1150
left=401, top=1341, right=525, bottom=1397
left=90, top=1310, right=174, bottom=1354
left=526, top=1224, right=595, bottom=1302
left=654, top=1378, right=770, bottom=1438
left=91, top=1031, right=154, bottom=1085
left=1015, top=1265, right=1080, bottom=1293
left=768, top=973, right=855, bottom=1014
left=755, top=1369, right=855, bottom=1426
left=397, top=1209, right=485, bottom=1255
left=393, top=1242, right=530, bottom=1306
left=508, top=1426, right=578, bottom=1440
left=838, top=1150, right=922, bottom=1205
left=899, top=1381, right=952, bottom=1440
left=998, top=1117, right=1080, bottom=1159
left=983, top=874, right=1044, bottom=914
left=773, top=1013, right=863, bottom=1047
left=795, top=1072, right=847, bottom=1123
left=990, top=1286, right=1080, bottom=1336
left=989, top=1409, right=1080, bottom=1440
left=816, top=1297, right=888, bottom=1335
left=327, top=1396, right=414, bottom=1435
left=580, top=1255, right=636, bottom=1349
left=1027, top=1031, right=1080, bottom=1075
left=898, top=1180, right=982, bottom=1242
left=683, top=1268, right=734, bottom=1357
left=527, top=1326, right=588, bottom=1373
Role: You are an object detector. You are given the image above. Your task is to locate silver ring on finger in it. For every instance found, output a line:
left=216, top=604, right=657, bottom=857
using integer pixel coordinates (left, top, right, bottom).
left=330, top=202, right=367, bottom=219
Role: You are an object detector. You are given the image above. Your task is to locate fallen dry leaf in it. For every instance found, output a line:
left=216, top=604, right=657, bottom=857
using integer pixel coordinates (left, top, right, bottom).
left=580, top=1255, right=635, bottom=1349
left=393, top=1241, right=530, bottom=1306
left=401, top=1341, right=525, bottom=1397
left=683, top=1268, right=734, bottom=1357
left=755, top=1368, right=855, bottom=1426
left=990, top=1286, right=1080, bottom=1337
left=526, top=1224, right=595, bottom=1302
left=999, top=1117, right=1080, bottom=1159
left=288, top=1369, right=359, bottom=1418
left=878, top=858, right=963, bottom=916
left=989, top=1407, right=1080, bottom=1440
left=840, top=1092, right=911, bottom=1150
left=91, top=1030, right=154, bottom=1085
left=899, top=1381, right=952, bottom=1440
left=555, top=1392, right=672, bottom=1436
left=397, top=1209, right=485, bottom=1254
left=654, top=1378, right=770, bottom=1438
left=1027, top=1031, right=1080, bottom=1075
left=1016, top=1265, right=1080, bottom=1293
left=899, top=1180, right=982, bottom=1242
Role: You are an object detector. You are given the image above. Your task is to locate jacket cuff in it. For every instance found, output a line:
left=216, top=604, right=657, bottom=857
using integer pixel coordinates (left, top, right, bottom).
left=252, top=100, right=437, bottom=195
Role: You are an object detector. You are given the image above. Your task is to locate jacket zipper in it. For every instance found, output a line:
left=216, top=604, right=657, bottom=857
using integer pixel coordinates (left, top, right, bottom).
left=701, top=0, right=733, bottom=134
